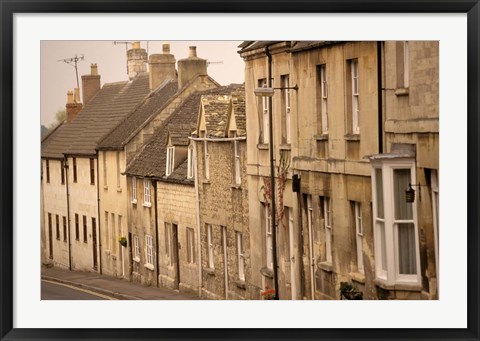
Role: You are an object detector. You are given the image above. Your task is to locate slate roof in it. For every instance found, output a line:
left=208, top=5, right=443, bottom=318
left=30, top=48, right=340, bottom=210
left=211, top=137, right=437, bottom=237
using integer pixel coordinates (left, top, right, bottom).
left=168, top=123, right=195, bottom=147
left=41, top=73, right=150, bottom=158
left=125, top=84, right=244, bottom=183
left=201, top=84, right=246, bottom=138
left=98, top=80, right=178, bottom=150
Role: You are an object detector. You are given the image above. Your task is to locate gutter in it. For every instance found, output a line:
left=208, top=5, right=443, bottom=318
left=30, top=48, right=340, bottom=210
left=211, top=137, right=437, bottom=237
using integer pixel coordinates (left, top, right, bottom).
left=63, top=156, right=72, bottom=271
left=96, top=153, right=103, bottom=274
left=193, top=139, right=203, bottom=297
left=189, top=136, right=246, bottom=142
left=153, top=181, right=160, bottom=287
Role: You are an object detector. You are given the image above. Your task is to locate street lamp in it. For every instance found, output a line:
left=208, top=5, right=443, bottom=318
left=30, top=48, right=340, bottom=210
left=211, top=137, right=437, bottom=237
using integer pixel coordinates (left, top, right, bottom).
left=254, top=47, right=298, bottom=300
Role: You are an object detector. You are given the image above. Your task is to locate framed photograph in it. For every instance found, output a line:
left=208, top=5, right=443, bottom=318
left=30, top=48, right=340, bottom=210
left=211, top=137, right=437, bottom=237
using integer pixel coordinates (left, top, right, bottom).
left=1, top=1, right=479, bottom=340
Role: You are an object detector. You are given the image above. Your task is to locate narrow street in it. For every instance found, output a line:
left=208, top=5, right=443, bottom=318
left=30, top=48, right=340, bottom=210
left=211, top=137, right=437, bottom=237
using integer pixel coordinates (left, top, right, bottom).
left=41, top=280, right=114, bottom=300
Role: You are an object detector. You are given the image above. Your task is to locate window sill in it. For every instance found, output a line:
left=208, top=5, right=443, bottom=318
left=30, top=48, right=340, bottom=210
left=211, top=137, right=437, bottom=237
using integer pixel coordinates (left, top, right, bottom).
left=116, top=187, right=122, bottom=193
left=235, top=280, right=246, bottom=289
left=279, top=144, right=291, bottom=151
left=131, top=199, right=137, bottom=205
left=374, top=278, right=422, bottom=291
left=257, top=143, right=269, bottom=150
left=204, top=267, right=215, bottom=276
left=142, top=202, right=152, bottom=208
left=318, top=261, right=333, bottom=272
left=231, top=184, right=242, bottom=190
left=103, top=185, right=108, bottom=190
left=314, top=134, right=329, bottom=141
left=133, top=256, right=140, bottom=263
left=349, top=271, right=365, bottom=284
left=344, top=134, right=360, bottom=142
left=202, top=179, right=211, bottom=184
left=144, top=263, right=155, bottom=271
left=395, top=87, right=409, bottom=96
left=260, top=267, right=274, bottom=278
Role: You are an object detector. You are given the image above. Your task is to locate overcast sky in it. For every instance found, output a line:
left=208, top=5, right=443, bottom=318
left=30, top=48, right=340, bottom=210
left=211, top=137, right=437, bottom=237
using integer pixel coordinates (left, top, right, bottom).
left=40, top=41, right=245, bottom=126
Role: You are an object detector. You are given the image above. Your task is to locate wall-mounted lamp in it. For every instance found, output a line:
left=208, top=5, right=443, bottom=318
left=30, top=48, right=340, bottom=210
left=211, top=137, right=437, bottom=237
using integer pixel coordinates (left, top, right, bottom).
left=254, top=85, right=298, bottom=97
left=405, top=183, right=422, bottom=203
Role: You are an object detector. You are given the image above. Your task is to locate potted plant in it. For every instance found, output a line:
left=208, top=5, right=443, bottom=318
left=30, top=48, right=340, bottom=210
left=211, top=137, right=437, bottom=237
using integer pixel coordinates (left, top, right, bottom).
left=118, top=236, right=127, bottom=247
left=339, top=282, right=363, bottom=300
left=261, top=285, right=276, bottom=300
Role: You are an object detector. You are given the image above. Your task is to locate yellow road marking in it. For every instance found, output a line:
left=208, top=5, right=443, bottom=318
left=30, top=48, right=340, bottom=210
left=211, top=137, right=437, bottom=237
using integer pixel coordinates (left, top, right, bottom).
left=42, top=279, right=118, bottom=300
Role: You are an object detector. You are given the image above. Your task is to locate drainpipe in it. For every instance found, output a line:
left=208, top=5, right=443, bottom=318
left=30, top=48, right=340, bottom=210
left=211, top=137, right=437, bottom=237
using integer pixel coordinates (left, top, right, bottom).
left=64, top=155, right=72, bottom=271
left=96, top=154, right=102, bottom=274
left=296, top=191, right=305, bottom=299
left=377, top=41, right=384, bottom=154
left=266, top=46, right=280, bottom=300
left=193, top=139, right=203, bottom=297
left=153, top=180, right=160, bottom=287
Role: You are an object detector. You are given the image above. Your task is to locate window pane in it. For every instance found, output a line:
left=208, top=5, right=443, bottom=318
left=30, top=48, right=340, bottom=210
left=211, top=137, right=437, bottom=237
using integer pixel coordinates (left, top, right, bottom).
left=398, top=223, right=417, bottom=274
left=377, top=221, right=387, bottom=271
left=393, top=169, right=413, bottom=220
left=375, top=168, right=384, bottom=219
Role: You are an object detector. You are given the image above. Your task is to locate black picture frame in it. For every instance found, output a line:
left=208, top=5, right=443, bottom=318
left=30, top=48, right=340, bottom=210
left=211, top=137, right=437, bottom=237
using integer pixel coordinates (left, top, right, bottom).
left=1, top=1, right=479, bottom=340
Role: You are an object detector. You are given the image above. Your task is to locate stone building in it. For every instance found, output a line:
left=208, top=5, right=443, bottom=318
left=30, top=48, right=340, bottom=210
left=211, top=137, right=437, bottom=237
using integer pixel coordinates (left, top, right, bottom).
left=102, top=45, right=219, bottom=285
left=238, top=41, right=438, bottom=300
left=124, top=85, right=244, bottom=295
left=41, top=60, right=150, bottom=272
left=192, top=85, right=250, bottom=299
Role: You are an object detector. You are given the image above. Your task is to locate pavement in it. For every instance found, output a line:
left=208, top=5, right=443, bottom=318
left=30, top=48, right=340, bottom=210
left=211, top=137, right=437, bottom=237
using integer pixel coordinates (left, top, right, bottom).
left=41, top=265, right=201, bottom=300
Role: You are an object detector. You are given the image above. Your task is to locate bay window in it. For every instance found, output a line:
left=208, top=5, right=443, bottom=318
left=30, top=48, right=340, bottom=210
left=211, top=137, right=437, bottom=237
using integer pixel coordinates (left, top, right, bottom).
left=371, top=159, right=421, bottom=286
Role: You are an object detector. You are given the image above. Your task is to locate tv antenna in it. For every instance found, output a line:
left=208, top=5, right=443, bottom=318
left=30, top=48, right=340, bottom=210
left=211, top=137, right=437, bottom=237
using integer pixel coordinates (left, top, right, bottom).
left=57, top=54, right=84, bottom=89
left=207, top=60, right=224, bottom=67
left=113, top=41, right=137, bottom=73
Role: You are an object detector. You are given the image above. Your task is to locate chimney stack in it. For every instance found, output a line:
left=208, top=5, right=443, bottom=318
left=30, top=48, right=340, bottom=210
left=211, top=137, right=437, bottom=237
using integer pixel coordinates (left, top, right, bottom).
left=81, top=63, right=101, bottom=105
left=177, top=46, right=208, bottom=89
left=66, top=90, right=83, bottom=123
left=148, top=42, right=177, bottom=91
left=127, top=41, right=147, bottom=80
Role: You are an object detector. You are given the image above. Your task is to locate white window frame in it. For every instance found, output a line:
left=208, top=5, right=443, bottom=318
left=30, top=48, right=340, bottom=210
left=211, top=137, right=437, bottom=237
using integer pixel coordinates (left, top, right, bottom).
left=283, top=75, right=291, bottom=144
left=403, top=41, right=409, bottom=88
left=143, top=179, right=151, bottom=207
left=234, top=136, right=241, bottom=185
left=260, top=78, right=269, bottom=144
left=354, top=201, right=364, bottom=273
left=321, top=196, right=332, bottom=264
left=133, top=235, right=140, bottom=262
left=236, top=231, right=245, bottom=281
left=207, top=224, right=214, bottom=269
left=320, top=65, right=328, bottom=134
left=186, top=227, right=195, bottom=264
left=371, top=159, right=421, bottom=286
left=204, top=141, right=210, bottom=180
left=166, top=146, right=175, bottom=176
left=187, top=145, right=194, bottom=179
left=350, top=59, right=360, bottom=134
left=431, top=170, right=439, bottom=282
left=131, top=177, right=137, bottom=204
left=265, top=204, right=273, bottom=270
left=116, top=151, right=121, bottom=189
left=145, top=234, right=154, bottom=268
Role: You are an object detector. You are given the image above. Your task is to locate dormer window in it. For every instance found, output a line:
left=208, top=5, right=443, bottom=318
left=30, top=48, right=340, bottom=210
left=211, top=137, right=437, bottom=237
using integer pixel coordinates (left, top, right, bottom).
left=166, top=146, right=175, bottom=176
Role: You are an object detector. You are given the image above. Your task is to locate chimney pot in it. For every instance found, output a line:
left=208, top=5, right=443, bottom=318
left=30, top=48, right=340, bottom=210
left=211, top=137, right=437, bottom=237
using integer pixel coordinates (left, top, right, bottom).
left=189, top=46, right=197, bottom=58
left=132, top=41, right=141, bottom=49
left=163, top=43, right=170, bottom=54
left=67, top=90, right=74, bottom=104
left=90, top=63, right=98, bottom=75
left=74, top=88, right=81, bottom=103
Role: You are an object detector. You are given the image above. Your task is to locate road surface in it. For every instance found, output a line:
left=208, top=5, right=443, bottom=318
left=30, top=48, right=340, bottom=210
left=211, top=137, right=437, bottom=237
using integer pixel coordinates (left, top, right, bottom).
left=41, top=280, right=115, bottom=300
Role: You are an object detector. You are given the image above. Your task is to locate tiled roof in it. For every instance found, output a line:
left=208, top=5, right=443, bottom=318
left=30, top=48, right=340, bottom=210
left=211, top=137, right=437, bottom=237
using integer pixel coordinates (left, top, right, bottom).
left=126, top=84, right=243, bottom=182
left=98, top=80, right=178, bottom=150
left=202, top=84, right=245, bottom=138
left=41, top=121, right=68, bottom=158
left=168, top=123, right=195, bottom=147
left=41, top=73, right=150, bottom=158
left=201, top=94, right=231, bottom=137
